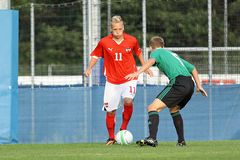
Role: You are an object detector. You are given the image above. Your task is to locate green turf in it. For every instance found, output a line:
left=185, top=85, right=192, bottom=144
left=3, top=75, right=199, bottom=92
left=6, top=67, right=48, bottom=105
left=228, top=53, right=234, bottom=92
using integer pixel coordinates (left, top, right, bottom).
left=0, top=140, right=240, bottom=160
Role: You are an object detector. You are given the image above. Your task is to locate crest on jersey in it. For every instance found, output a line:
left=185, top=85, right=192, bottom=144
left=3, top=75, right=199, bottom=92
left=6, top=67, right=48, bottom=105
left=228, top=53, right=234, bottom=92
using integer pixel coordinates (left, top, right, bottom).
left=126, top=48, right=132, bottom=53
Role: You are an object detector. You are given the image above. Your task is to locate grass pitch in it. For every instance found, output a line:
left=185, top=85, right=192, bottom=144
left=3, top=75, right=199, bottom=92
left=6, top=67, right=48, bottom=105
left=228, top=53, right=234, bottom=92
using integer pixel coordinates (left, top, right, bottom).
left=0, top=140, right=240, bottom=160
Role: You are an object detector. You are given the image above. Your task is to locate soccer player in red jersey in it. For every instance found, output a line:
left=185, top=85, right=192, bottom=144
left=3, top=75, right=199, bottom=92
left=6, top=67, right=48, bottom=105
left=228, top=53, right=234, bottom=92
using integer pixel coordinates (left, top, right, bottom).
left=85, top=15, right=153, bottom=145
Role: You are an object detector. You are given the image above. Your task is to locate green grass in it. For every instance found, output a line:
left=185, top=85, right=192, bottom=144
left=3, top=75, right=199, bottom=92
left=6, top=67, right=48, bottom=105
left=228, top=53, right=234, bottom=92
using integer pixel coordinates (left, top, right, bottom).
left=0, top=141, right=240, bottom=160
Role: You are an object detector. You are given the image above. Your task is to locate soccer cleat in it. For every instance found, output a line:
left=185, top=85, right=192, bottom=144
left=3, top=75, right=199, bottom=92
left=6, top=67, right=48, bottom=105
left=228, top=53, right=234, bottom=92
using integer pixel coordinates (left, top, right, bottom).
left=136, top=139, right=146, bottom=146
left=136, top=137, right=158, bottom=147
left=176, top=141, right=186, bottom=147
left=106, top=138, right=116, bottom=146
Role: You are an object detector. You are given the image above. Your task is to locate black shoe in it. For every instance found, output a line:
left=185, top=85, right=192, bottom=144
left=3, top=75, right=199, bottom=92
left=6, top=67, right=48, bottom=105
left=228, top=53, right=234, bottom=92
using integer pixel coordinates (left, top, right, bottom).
left=176, top=141, right=186, bottom=147
left=136, top=137, right=158, bottom=147
left=136, top=139, right=145, bottom=146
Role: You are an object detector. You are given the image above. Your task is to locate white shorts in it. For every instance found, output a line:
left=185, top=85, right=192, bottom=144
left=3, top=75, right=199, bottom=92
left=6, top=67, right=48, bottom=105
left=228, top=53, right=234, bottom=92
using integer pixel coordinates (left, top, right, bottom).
left=102, top=80, right=137, bottom=112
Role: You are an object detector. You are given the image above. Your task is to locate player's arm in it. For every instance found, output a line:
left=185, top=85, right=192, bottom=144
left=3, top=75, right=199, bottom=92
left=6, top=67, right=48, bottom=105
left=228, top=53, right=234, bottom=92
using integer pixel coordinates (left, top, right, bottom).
left=181, top=57, right=207, bottom=96
left=85, top=40, right=103, bottom=77
left=138, top=54, right=153, bottom=76
left=191, top=68, right=208, bottom=97
left=137, top=53, right=153, bottom=77
left=84, top=56, right=99, bottom=77
left=133, top=38, right=153, bottom=77
left=125, top=58, right=155, bottom=80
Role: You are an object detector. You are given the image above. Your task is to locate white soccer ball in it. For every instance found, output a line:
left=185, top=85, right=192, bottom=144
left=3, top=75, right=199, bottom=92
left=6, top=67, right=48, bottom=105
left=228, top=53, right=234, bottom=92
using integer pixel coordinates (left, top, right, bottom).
left=115, top=130, right=133, bottom=145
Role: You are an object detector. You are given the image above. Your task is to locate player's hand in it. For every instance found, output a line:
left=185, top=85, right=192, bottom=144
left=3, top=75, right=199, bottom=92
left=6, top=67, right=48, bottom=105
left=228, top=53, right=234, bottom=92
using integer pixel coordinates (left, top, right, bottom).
left=144, top=69, right=153, bottom=77
left=196, top=87, right=208, bottom=97
left=125, top=72, right=139, bottom=80
left=84, top=68, right=92, bottom=77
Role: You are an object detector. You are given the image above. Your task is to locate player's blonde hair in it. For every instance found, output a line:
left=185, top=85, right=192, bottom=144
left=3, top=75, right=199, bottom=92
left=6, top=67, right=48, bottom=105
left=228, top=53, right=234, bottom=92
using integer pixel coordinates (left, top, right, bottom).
left=149, top=36, right=165, bottom=48
left=111, top=15, right=123, bottom=23
left=111, top=15, right=124, bottom=27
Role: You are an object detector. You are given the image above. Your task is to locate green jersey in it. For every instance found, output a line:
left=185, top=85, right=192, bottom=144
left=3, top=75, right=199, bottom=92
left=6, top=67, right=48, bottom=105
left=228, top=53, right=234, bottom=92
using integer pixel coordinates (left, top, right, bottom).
left=150, top=48, right=195, bottom=81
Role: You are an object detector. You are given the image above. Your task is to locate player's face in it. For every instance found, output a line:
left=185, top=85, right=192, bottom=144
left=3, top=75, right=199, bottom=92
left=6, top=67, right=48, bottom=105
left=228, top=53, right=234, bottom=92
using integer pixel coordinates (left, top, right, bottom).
left=111, top=22, right=124, bottom=39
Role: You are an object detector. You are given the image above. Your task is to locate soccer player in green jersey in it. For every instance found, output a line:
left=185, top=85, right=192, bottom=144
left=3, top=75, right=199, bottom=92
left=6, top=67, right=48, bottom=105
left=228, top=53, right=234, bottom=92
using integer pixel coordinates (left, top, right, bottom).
left=125, top=36, right=207, bottom=147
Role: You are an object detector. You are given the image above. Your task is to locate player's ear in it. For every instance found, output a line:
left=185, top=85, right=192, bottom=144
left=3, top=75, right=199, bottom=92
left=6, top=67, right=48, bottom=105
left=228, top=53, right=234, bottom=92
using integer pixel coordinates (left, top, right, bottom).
left=149, top=46, right=153, bottom=51
left=149, top=46, right=155, bottom=51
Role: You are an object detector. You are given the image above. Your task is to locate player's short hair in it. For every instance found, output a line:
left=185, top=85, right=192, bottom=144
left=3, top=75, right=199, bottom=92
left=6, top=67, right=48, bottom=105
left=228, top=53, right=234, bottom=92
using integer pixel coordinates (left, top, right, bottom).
left=149, top=36, right=165, bottom=48
left=111, top=15, right=123, bottom=23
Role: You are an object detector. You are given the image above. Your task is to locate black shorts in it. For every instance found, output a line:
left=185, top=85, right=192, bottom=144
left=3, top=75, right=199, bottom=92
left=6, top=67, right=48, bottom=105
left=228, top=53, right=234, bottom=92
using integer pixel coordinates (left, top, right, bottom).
left=156, top=75, right=194, bottom=109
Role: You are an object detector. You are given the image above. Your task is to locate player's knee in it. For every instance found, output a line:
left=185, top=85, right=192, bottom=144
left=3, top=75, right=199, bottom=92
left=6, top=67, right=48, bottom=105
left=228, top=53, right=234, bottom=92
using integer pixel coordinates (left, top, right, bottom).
left=147, top=105, right=157, bottom=112
left=169, top=105, right=180, bottom=113
left=170, top=111, right=180, bottom=117
left=107, top=110, right=116, bottom=115
left=123, top=98, right=133, bottom=106
left=148, top=104, right=166, bottom=112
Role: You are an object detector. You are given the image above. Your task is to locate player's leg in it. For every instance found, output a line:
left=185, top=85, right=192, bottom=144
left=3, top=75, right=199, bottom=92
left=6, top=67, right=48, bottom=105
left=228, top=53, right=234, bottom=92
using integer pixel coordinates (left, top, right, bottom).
left=103, top=82, right=121, bottom=145
left=168, top=76, right=194, bottom=146
left=105, top=110, right=117, bottom=145
left=172, top=92, right=194, bottom=146
left=147, top=99, right=166, bottom=140
left=138, top=76, right=191, bottom=147
left=145, top=82, right=176, bottom=141
left=120, top=80, right=137, bottom=130
left=169, top=105, right=186, bottom=146
left=137, top=98, right=167, bottom=147
left=120, top=97, right=133, bottom=130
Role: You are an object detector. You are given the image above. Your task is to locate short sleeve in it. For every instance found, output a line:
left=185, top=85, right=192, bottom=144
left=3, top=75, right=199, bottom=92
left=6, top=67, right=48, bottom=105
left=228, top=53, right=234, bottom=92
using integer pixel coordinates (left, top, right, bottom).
left=133, top=39, right=142, bottom=56
left=150, top=50, right=159, bottom=60
left=150, top=51, right=159, bottom=66
left=180, top=58, right=195, bottom=73
left=90, top=41, right=104, bottom=58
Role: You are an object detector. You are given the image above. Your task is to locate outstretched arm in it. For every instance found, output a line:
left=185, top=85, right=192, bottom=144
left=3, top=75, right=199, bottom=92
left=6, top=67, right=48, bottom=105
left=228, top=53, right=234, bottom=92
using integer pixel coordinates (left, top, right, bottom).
left=192, top=68, right=208, bottom=96
left=125, top=58, right=156, bottom=80
left=84, top=57, right=99, bottom=77
left=137, top=54, right=153, bottom=77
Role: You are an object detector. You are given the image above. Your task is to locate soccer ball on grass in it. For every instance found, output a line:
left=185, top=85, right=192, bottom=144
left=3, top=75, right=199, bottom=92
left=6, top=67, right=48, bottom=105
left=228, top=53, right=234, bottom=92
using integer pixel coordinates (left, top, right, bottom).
left=115, top=130, right=133, bottom=145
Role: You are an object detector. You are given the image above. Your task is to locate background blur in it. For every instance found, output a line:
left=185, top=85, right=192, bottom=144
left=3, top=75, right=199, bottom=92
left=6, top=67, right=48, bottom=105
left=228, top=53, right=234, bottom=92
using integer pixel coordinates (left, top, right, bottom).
left=9, top=0, right=240, bottom=143
left=13, top=0, right=240, bottom=86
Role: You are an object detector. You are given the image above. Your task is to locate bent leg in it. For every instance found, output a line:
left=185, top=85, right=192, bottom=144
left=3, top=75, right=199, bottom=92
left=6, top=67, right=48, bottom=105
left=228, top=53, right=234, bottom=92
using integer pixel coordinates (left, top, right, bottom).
left=148, top=98, right=167, bottom=112
left=120, top=80, right=137, bottom=130
left=147, top=99, right=167, bottom=140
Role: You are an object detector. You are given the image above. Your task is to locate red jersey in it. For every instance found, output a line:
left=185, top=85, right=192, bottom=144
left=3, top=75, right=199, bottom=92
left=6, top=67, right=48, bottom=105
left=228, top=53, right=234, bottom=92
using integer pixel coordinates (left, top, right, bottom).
left=90, top=33, right=142, bottom=84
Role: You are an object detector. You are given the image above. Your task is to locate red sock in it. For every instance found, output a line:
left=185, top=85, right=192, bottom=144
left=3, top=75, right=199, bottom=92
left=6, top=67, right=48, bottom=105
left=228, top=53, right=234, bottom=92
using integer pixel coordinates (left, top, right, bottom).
left=106, top=112, right=116, bottom=139
left=120, top=103, right=133, bottom=130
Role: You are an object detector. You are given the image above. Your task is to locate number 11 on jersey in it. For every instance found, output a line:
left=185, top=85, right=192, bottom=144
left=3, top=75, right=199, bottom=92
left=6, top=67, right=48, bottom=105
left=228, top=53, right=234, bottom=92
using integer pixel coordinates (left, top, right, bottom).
left=115, top=52, right=122, bottom=61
